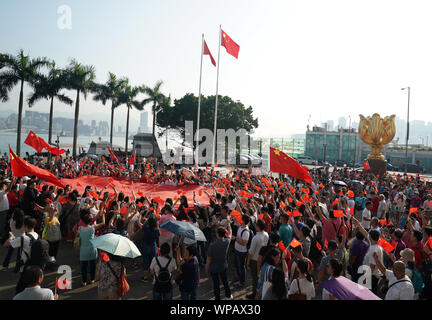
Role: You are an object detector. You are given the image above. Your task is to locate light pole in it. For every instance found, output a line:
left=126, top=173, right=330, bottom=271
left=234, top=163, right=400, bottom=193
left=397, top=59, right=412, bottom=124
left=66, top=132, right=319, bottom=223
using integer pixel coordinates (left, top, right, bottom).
left=401, top=87, right=410, bottom=175
left=348, top=115, right=351, bottom=166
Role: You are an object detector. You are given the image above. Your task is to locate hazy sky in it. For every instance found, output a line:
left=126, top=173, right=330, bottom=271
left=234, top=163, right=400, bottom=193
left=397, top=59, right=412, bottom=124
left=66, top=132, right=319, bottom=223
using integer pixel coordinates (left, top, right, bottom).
left=1, top=0, right=432, bottom=138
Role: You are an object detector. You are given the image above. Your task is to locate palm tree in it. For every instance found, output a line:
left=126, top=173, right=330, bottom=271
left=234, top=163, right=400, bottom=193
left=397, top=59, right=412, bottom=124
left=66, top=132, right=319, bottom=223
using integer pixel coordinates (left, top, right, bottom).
left=0, top=50, right=49, bottom=155
left=63, top=59, right=96, bottom=158
left=139, top=80, right=166, bottom=156
left=93, top=72, right=127, bottom=146
left=118, top=80, right=143, bottom=152
left=28, top=61, right=73, bottom=144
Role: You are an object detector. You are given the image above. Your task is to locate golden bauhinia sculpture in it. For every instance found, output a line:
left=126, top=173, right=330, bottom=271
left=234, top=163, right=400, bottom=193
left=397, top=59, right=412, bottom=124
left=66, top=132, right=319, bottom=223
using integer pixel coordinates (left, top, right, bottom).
left=358, top=113, right=396, bottom=160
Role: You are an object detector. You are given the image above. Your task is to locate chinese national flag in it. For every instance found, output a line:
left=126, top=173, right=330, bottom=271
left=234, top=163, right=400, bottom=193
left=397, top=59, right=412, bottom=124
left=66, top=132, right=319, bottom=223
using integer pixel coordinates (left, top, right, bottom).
left=269, top=147, right=312, bottom=184
left=107, top=145, right=119, bottom=163
left=9, top=146, right=65, bottom=188
left=289, top=238, right=302, bottom=248
left=378, top=238, right=395, bottom=254
left=204, top=40, right=216, bottom=67
left=128, top=150, right=137, bottom=165
left=362, top=160, right=370, bottom=171
left=278, top=241, right=286, bottom=252
left=24, top=130, right=44, bottom=153
left=221, top=29, right=240, bottom=59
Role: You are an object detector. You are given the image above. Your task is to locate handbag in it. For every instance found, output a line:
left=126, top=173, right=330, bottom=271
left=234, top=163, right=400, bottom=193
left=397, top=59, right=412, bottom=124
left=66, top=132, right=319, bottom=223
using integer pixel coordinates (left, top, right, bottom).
left=261, top=266, right=273, bottom=298
left=288, top=278, right=307, bottom=300
left=107, top=261, right=130, bottom=298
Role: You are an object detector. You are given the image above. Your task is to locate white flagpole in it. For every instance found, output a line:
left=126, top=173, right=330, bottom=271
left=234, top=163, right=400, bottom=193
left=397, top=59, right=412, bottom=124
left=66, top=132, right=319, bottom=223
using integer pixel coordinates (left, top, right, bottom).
left=212, top=25, right=222, bottom=166
left=196, top=34, right=204, bottom=166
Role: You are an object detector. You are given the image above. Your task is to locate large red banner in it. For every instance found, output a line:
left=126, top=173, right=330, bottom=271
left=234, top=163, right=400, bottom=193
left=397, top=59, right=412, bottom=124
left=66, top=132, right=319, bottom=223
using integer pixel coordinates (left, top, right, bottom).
left=53, top=175, right=214, bottom=207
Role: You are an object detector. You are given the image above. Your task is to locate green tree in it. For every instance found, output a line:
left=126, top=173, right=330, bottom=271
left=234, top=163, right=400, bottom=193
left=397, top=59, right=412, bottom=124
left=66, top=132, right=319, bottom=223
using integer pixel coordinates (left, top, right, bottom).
left=157, top=93, right=258, bottom=148
left=93, top=72, right=127, bottom=146
left=137, top=80, right=167, bottom=155
left=0, top=50, right=50, bottom=155
left=117, top=80, right=143, bottom=152
left=63, top=59, right=96, bottom=158
left=28, top=61, right=73, bottom=144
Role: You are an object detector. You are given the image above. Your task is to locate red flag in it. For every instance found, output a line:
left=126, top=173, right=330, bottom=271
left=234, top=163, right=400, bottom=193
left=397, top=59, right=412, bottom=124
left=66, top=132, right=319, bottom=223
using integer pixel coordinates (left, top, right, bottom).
left=203, top=40, right=216, bottom=67
left=409, top=207, right=418, bottom=214
left=362, top=160, right=370, bottom=171
left=333, top=210, right=344, bottom=218
left=128, top=150, right=137, bottom=165
left=221, top=29, right=240, bottom=59
left=378, top=238, right=395, bottom=253
left=278, top=241, right=286, bottom=252
left=24, top=130, right=44, bottom=152
left=316, top=242, right=322, bottom=251
left=107, top=145, right=119, bottom=163
left=269, top=147, right=312, bottom=184
left=9, top=146, right=65, bottom=188
left=289, top=238, right=302, bottom=248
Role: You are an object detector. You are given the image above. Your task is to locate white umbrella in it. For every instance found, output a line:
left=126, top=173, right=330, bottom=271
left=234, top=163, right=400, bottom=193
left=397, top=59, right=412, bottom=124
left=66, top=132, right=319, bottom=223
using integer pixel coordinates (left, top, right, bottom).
left=90, top=233, right=141, bottom=258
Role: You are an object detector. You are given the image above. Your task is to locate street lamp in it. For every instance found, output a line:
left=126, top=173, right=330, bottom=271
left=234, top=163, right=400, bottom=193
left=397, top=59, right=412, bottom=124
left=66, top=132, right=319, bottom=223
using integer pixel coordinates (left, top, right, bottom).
left=401, top=87, right=410, bottom=175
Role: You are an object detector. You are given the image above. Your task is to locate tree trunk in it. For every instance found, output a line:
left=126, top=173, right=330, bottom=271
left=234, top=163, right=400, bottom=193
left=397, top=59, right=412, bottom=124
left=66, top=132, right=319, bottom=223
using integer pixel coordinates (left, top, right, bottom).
left=72, top=90, right=80, bottom=158
left=110, top=101, right=115, bottom=146
left=152, top=102, right=156, bottom=156
left=16, top=79, right=24, bottom=156
left=125, top=105, right=130, bottom=153
left=48, top=96, right=54, bottom=144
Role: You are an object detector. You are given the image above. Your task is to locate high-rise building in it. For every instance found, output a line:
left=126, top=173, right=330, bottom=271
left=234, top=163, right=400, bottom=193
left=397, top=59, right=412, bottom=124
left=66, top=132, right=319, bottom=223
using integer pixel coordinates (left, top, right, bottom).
left=140, top=111, right=150, bottom=133
left=338, top=117, right=347, bottom=129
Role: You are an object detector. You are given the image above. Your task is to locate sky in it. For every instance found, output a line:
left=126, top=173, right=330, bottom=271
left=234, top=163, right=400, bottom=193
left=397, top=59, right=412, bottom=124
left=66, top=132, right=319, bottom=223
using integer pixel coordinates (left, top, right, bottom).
left=1, top=0, right=432, bottom=138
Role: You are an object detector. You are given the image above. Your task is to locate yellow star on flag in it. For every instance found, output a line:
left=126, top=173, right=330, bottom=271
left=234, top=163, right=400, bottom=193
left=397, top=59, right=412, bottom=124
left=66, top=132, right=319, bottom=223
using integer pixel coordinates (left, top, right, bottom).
left=273, top=149, right=280, bottom=156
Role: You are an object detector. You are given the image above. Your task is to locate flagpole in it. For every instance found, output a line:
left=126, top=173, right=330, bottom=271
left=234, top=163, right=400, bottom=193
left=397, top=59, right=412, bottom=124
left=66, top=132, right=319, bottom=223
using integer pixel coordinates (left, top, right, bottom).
left=212, top=25, right=222, bottom=166
left=196, top=34, right=204, bottom=166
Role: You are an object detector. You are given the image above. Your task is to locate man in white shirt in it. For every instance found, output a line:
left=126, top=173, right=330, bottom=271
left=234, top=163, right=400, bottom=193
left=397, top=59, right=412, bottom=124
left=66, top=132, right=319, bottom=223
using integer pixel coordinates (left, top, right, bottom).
left=0, top=181, right=12, bottom=241
left=150, top=243, right=177, bottom=300
left=13, top=266, right=57, bottom=300
left=372, top=254, right=414, bottom=300
left=318, top=196, right=329, bottom=219
left=3, top=216, right=39, bottom=294
left=361, top=201, right=372, bottom=230
left=246, top=219, right=268, bottom=300
left=377, top=195, right=386, bottom=219
left=233, top=215, right=250, bottom=288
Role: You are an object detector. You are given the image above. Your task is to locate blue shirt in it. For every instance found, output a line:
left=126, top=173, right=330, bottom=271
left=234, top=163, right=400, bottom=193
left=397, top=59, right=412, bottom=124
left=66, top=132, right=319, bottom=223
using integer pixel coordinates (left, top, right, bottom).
left=179, top=256, right=200, bottom=292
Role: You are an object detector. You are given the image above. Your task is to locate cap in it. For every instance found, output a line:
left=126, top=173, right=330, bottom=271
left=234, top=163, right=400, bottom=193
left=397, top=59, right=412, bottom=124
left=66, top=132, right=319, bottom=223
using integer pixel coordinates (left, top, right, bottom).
left=3, top=179, right=11, bottom=183
left=193, top=202, right=201, bottom=207
left=22, top=176, right=31, bottom=181
left=400, top=248, right=415, bottom=262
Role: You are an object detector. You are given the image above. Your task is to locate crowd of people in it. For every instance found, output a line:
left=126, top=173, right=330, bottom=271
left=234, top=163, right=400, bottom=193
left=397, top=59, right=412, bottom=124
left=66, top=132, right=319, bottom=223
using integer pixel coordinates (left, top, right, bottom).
left=0, top=152, right=431, bottom=300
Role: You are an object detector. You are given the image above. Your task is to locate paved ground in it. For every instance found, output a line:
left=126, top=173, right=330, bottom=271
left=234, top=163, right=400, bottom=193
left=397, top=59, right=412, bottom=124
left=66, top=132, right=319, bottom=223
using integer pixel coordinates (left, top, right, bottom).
left=0, top=240, right=259, bottom=300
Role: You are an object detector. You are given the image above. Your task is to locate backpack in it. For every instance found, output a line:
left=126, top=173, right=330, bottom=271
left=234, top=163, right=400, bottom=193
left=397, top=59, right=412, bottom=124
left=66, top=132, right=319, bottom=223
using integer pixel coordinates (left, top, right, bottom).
left=241, top=228, right=254, bottom=250
left=154, top=257, right=173, bottom=293
left=26, top=233, right=50, bottom=267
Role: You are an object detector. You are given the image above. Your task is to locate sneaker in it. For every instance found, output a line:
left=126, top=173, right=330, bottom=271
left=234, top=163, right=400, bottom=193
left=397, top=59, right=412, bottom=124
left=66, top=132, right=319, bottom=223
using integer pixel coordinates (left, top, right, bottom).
left=224, top=295, right=234, bottom=300
left=140, top=277, right=150, bottom=283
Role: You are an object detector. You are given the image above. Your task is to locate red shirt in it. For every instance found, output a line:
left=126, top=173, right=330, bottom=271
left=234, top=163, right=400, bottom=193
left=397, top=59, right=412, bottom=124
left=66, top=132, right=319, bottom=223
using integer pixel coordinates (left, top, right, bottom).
left=371, top=196, right=379, bottom=214
left=409, top=243, right=426, bottom=270
left=7, top=192, right=18, bottom=207
left=264, top=215, right=272, bottom=233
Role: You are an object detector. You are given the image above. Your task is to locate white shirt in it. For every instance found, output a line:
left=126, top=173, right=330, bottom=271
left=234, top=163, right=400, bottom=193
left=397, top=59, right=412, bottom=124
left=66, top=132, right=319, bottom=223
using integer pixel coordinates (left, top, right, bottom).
left=149, top=255, right=177, bottom=285
left=288, top=278, right=316, bottom=300
left=319, top=203, right=329, bottom=219
left=9, top=232, right=39, bottom=272
left=363, top=244, right=384, bottom=277
left=248, top=231, right=269, bottom=261
left=377, top=200, right=386, bottom=219
left=362, top=208, right=371, bottom=229
left=384, top=270, right=414, bottom=300
left=0, top=190, right=9, bottom=211
left=235, top=226, right=250, bottom=253
left=13, top=286, right=54, bottom=300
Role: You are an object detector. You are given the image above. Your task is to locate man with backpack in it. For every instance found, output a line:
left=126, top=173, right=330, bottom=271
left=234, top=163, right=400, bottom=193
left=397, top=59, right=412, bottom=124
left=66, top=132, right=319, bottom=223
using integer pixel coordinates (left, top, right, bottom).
left=373, top=252, right=415, bottom=300
left=232, top=214, right=252, bottom=288
left=3, top=216, right=50, bottom=294
left=150, top=242, right=177, bottom=300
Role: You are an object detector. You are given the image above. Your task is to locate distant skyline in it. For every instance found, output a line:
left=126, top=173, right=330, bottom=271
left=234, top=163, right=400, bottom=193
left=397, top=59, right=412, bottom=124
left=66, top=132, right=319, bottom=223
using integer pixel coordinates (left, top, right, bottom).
left=2, top=0, right=432, bottom=138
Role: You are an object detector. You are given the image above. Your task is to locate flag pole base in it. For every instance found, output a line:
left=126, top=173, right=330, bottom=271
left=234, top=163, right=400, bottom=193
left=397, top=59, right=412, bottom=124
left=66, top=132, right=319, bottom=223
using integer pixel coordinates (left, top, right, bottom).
left=367, top=159, right=387, bottom=176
